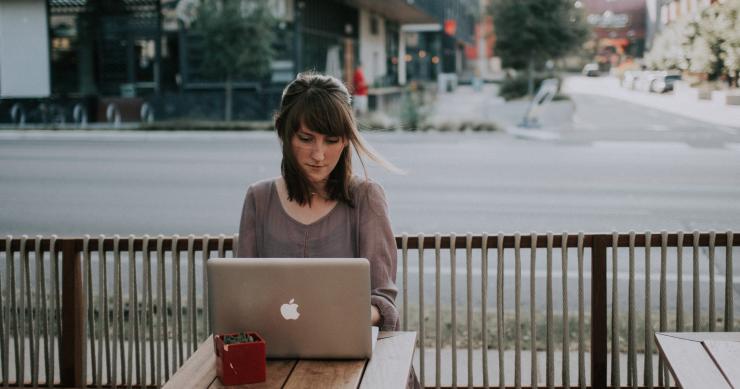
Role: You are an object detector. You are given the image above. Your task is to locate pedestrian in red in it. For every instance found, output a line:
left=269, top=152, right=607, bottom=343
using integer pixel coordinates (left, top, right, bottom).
left=352, top=64, right=369, bottom=116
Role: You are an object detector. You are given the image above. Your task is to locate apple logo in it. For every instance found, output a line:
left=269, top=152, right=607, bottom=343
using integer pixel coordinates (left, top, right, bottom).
left=280, top=298, right=300, bottom=320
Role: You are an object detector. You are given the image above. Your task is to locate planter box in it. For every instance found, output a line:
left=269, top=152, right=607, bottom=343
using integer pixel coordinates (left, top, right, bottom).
left=726, top=92, right=740, bottom=106
left=214, top=332, right=266, bottom=386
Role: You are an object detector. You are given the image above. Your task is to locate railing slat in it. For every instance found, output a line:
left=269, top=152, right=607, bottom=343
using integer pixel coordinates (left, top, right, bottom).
left=495, top=233, right=503, bottom=389
left=187, top=236, right=196, bottom=358
left=726, top=231, right=734, bottom=332
left=97, top=236, right=109, bottom=386
left=113, top=236, right=124, bottom=386
left=50, top=235, right=61, bottom=387
left=1, top=237, right=9, bottom=385
left=465, top=233, right=473, bottom=388
left=83, top=236, right=95, bottom=387
left=643, top=231, right=653, bottom=389
left=546, top=233, right=553, bottom=389
left=708, top=232, right=716, bottom=332
left=142, top=235, right=153, bottom=387
left=530, top=233, right=538, bottom=389
left=481, top=233, right=489, bottom=389
left=628, top=232, right=637, bottom=388
left=693, top=231, right=700, bottom=332
left=561, top=232, right=570, bottom=389
left=611, top=232, right=620, bottom=388
left=434, top=234, right=441, bottom=389
left=513, top=233, right=520, bottom=389
left=156, top=236, right=168, bottom=383
left=201, top=236, right=211, bottom=339
left=19, top=236, right=28, bottom=386
left=676, top=232, right=684, bottom=333
left=659, top=232, right=669, bottom=389
left=577, top=233, right=586, bottom=389
left=450, top=233, right=457, bottom=389
left=401, top=234, right=408, bottom=332
left=417, top=233, right=425, bottom=389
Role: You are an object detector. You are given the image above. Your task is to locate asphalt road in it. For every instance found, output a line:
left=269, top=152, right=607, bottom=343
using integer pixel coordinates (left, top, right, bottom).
left=1, top=84, right=739, bottom=313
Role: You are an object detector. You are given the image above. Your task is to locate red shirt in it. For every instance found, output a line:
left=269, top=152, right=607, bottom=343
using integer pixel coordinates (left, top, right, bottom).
left=353, top=68, right=368, bottom=96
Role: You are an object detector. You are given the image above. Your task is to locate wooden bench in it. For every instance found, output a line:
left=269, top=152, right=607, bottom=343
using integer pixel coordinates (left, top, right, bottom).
left=163, top=331, right=416, bottom=389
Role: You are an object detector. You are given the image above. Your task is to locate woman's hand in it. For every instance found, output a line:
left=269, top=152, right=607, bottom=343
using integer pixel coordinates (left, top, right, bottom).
left=371, top=305, right=381, bottom=326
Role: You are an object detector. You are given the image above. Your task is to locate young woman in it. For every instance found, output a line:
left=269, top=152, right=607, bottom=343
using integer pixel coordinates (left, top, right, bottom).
left=236, top=72, right=400, bottom=331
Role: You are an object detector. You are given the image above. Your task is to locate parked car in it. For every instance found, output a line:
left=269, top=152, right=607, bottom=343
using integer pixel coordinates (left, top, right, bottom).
left=649, top=72, right=682, bottom=93
left=582, top=63, right=600, bottom=77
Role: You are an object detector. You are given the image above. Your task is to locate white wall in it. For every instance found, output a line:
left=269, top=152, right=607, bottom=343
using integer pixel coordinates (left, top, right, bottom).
left=0, top=0, right=50, bottom=98
left=358, top=9, right=386, bottom=86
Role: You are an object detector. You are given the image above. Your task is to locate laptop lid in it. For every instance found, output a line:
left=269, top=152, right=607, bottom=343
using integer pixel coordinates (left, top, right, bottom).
left=207, top=257, right=373, bottom=359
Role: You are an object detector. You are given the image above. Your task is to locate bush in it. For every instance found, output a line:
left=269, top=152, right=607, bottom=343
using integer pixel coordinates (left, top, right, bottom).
left=498, top=75, right=563, bottom=101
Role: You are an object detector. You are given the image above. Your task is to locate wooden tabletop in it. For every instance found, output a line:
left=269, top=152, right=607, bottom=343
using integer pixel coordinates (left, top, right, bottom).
left=654, top=332, right=740, bottom=389
left=163, top=331, right=416, bottom=389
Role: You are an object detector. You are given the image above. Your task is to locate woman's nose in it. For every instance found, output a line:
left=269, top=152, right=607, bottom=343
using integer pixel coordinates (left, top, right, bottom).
left=311, top=144, right=325, bottom=161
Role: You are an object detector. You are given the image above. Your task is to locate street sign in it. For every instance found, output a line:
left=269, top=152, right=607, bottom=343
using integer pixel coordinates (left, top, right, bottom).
left=519, top=78, right=559, bottom=128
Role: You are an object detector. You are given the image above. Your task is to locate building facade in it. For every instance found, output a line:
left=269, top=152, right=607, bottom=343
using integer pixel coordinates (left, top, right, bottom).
left=0, top=0, right=480, bottom=122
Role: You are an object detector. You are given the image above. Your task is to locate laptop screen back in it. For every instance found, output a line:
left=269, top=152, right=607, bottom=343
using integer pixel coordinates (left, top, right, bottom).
left=207, top=257, right=372, bottom=359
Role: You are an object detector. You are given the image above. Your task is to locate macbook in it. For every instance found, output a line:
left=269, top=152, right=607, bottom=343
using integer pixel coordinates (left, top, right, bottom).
left=207, top=257, right=377, bottom=359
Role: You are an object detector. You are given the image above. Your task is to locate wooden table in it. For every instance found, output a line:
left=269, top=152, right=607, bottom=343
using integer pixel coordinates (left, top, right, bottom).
left=163, top=331, right=416, bottom=389
left=655, top=332, right=740, bottom=389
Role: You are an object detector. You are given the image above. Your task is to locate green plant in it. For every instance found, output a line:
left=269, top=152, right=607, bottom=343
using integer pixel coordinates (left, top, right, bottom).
left=223, top=332, right=256, bottom=344
left=498, top=75, right=563, bottom=101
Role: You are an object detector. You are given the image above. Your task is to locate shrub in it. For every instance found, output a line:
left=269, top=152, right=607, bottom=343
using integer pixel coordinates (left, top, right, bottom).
left=498, top=75, right=563, bottom=101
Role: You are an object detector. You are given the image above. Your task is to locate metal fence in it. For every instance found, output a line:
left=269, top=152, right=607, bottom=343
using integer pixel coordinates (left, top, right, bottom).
left=0, top=232, right=737, bottom=388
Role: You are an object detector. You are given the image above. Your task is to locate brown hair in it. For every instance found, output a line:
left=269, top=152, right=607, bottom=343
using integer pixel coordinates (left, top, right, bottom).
left=274, top=72, right=398, bottom=207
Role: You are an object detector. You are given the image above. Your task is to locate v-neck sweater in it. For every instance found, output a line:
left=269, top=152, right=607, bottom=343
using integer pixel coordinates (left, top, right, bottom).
left=236, top=176, right=399, bottom=331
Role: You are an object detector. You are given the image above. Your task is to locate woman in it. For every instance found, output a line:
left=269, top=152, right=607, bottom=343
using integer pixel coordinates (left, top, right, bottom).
left=236, top=72, right=400, bottom=331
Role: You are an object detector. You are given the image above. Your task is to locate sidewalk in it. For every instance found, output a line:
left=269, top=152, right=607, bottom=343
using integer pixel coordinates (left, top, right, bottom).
left=426, top=83, right=575, bottom=138
left=562, top=75, right=740, bottom=129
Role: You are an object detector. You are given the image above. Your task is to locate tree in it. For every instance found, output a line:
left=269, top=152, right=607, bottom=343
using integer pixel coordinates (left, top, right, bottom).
left=645, top=1, right=740, bottom=87
left=192, top=0, right=276, bottom=121
left=489, top=0, right=589, bottom=96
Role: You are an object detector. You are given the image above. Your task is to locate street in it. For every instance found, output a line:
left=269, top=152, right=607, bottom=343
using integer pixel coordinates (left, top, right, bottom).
left=1, top=76, right=739, bottom=313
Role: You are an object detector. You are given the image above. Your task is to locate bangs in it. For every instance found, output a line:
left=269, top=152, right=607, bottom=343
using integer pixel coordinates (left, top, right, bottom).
left=284, top=88, right=354, bottom=139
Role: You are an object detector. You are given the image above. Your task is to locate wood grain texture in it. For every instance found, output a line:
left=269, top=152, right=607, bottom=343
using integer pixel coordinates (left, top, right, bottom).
left=162, top=331, right=417, bottom=388
left=703, top=340, right=740, bottom=388
left=163, top=336, right=218, bottom=389
left=283, top=359, right=366, bottom=389
left=208, top=360, right=297, bottom=389
left=666, top=332, right=740, bottom=342
left=655, top=333, right=732, bottom=389
left=359, top=332, right=416, bottom=389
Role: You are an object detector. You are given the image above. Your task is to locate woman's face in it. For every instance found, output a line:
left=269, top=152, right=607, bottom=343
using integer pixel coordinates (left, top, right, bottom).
left=291, top=125, right=347, bottom=189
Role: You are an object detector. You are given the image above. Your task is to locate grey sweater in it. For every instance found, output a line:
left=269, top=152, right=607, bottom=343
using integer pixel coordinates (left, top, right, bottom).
left=236, top=176, right=400, bottom=331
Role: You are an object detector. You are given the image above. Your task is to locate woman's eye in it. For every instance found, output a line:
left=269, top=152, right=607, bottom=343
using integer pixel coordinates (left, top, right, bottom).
left=298, top=135, right=312, bottom=142
left=326, top=138, right=340, bottom=144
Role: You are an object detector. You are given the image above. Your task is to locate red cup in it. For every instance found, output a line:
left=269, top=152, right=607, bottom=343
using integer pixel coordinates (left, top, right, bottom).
left=214, top=332, right=267, bottom=385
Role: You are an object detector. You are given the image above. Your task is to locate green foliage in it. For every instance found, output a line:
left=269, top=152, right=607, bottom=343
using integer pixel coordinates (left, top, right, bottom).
left=645, top=1, right=740, bottom=83
left=498, top=75, right=562, bottom=101
left=192, top=0, right=276, bottom=81
left=489, top=0, right=590, bottom=70
left=223, top=332, right=255, bottom=344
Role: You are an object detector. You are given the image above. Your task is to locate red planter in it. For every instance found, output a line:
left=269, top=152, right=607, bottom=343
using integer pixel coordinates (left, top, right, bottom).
left=214, top=332, right=267, bottom=385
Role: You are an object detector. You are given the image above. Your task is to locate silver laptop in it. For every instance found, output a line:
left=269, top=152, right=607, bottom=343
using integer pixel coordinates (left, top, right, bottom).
left=208, top=257, right=376, bottom=359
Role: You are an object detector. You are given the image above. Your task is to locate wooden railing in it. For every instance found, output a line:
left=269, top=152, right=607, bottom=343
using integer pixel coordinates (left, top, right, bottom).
left=0, top=232, right=737, bottom=388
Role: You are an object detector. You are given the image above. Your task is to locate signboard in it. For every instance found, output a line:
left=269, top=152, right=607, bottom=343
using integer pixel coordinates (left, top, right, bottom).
left=444, top=19, right=456, bottom=36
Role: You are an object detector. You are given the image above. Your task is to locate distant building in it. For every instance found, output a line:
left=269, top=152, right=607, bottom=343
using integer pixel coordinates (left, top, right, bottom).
left=0, top=0, right=480, bottom=123
left=580, top=0, right=647, bottom=68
